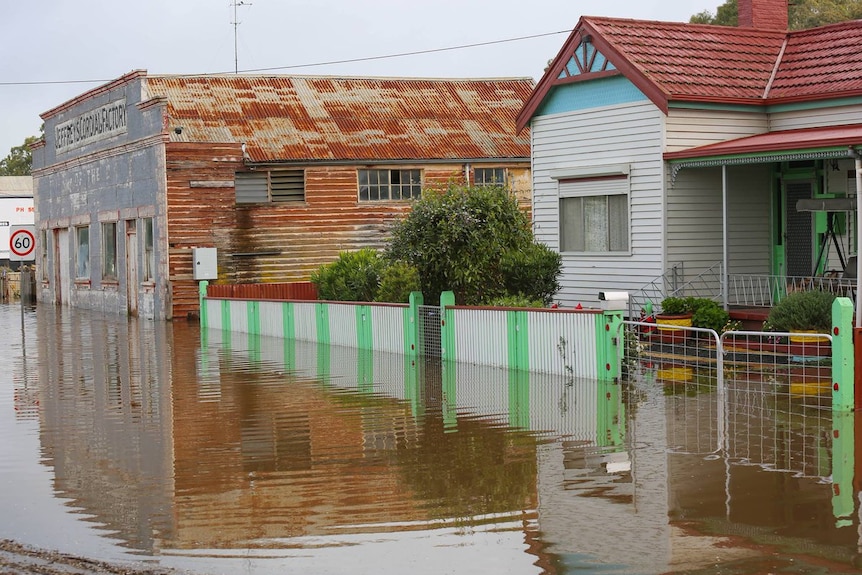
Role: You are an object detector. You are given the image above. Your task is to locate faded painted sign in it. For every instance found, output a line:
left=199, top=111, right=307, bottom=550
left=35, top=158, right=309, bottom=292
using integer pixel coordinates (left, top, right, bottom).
left=55, top=99, right=127, bottom=153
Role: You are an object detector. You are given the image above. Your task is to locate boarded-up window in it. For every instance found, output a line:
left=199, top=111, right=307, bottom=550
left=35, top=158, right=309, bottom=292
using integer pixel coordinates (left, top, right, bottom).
left=559, top=174, right=629, bottom=253
left=235, top=170, right=305, bottom=204
left=236, top=172, right=268, bottom=203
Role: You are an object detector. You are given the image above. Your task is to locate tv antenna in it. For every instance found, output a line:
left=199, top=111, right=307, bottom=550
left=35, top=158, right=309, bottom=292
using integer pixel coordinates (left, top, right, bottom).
left=231, top=0, right=252, bottom=74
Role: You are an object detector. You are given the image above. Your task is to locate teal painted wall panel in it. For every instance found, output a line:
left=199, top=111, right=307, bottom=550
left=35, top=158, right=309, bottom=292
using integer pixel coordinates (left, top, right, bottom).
left=535, top=76, right=648, bottom=118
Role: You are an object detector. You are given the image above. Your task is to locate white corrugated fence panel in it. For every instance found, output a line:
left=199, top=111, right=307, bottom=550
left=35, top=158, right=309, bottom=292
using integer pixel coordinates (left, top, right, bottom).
left=453, top=308, right=509, bottom=368
left=327, top=303, right=359, bottom=348
left=528, top=312, right=598, bottom=378
left=372, top=305, right=406, bottom=354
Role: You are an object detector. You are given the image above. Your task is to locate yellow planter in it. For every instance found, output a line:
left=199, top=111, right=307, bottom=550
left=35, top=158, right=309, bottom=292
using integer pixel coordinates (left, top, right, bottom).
left=789, top=329, right=823, bottom=343
left=655, top=314, right=692, bottom=331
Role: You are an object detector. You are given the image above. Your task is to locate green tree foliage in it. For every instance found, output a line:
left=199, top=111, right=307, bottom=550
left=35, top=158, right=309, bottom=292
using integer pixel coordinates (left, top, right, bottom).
left=0, top=135, right=39, bottom=176
left=310, top=248, right=387, bottom=302
left=310, top=248, right=421, bottom=303
left=384, top=184, right=561, bottom=305
left=690, top=0, right=738, bottom=25
left=690, top=0, right=862, bottom=28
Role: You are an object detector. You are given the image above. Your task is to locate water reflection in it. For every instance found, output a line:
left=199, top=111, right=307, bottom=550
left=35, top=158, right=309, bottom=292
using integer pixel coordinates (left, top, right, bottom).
left=0, top=304, right=860, bottom=574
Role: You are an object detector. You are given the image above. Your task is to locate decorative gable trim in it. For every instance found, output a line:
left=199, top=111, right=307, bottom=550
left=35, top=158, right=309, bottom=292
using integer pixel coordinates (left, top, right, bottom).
left=553, top=35, right=619, bottom=86
left=517, top=22, right=669, bottom=133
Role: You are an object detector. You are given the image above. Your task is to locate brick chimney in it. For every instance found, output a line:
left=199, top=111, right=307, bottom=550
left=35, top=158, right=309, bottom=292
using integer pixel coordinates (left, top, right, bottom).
left=738, top=0, right=788, bottom=31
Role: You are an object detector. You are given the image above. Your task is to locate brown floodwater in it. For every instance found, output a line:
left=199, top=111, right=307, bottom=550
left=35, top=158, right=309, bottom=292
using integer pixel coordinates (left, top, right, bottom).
left=0, top=303, right=859, bottom=574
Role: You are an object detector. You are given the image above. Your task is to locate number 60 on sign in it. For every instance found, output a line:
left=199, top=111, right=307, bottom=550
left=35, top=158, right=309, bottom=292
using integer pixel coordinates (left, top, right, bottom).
left=9, top=225, right=36, bottom=261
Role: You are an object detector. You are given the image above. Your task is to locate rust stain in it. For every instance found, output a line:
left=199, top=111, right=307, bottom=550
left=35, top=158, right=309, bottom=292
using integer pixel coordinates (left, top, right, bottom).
left=146, top=75, right=533, bottom=163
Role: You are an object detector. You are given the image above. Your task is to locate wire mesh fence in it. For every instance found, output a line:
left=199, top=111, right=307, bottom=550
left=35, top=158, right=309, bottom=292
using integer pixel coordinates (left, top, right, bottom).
left=623, top=321, right=834, bottom=479
left=417, top=304, right=442, bottom=358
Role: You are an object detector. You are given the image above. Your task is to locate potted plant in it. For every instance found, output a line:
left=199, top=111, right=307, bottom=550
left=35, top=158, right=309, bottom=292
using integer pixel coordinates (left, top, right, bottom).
left=655, top=296, right=694, bottom=342
left=766, top=290, right=835, bottom=344
left=690, top=298, right=731, bottom=336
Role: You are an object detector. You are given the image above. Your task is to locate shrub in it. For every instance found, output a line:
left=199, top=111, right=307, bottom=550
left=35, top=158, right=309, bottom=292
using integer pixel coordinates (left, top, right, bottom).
left=690, top=299, right=731, bottom=333
left=767, top=290, right=835, bottom=332
left=499, top=243, right=562, bottom=307
left=376, top=261, right=421, bottom=303
left=310, top=248, right=385, bottom=302
left=385, top=184, right=560, bottom=305
left=659, top=296, right=690, bottom=315
left=484, top=294, right=545, bottom=308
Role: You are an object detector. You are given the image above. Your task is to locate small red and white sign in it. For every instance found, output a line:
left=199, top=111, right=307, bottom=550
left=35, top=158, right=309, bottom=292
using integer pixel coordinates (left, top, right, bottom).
left=9, top=225, right=36, bottom=261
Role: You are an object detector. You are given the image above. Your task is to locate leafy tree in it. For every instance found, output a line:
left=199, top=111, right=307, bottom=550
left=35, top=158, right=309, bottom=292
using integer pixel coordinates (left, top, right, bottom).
left=690, top=0, right=862, bottom=29
left=691, top=0, right=738, bottom=25
left=0, top=135, right=38, bottom=176
left=384, top=184, right=561, bottom=306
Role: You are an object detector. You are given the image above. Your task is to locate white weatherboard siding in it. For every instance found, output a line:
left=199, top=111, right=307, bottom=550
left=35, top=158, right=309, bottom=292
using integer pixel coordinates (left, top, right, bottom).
left=667, top=164, right=772, bottom=285
left=726, top=164, right=772, bottom=275
left=665, top=108, right=768, bottom=153
left=769, top=103, right=862, bottom=131
left=531, top=101, right=665, bottom=307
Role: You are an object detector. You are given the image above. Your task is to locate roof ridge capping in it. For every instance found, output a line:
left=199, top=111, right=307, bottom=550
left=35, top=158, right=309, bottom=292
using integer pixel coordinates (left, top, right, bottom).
left=146, top=73, right=535, bottom=82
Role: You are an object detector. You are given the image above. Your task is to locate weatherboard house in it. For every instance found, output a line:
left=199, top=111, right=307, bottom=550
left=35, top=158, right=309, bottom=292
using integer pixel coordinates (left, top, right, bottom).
left=31, top=72, right=532, bottom=320
left=518, top=0, right=862, bottom=309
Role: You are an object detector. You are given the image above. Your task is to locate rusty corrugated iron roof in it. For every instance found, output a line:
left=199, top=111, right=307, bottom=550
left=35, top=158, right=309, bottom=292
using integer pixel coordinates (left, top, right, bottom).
left=144, top=75, right=533, bottom=163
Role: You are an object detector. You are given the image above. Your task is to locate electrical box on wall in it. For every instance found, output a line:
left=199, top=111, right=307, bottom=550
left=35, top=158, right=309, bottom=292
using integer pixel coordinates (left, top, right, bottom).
left=193, top=247, right=218, bottom=280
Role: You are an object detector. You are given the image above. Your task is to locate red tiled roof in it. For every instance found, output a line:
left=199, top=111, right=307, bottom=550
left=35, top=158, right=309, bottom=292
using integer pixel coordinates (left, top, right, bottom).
left=769, top=20, right=862, bottom=102
left=583, top=17, right=787, bottom=103
left=519, top=16, right=862, bottom=130
left=144, top=75, right=533, bottom=163
left=664, top=123, right=862, bottom=160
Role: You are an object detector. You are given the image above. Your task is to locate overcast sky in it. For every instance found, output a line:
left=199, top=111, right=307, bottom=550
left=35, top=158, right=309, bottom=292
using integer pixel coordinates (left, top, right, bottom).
left=1, top=0, right=719, bottom=156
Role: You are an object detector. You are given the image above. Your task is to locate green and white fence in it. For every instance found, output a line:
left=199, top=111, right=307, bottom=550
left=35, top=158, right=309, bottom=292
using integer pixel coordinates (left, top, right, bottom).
left=200, top=285, right=624, bottom=381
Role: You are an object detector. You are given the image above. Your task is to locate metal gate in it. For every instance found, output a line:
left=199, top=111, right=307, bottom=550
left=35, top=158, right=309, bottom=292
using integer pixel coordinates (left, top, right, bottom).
left=622, top=320, right=834, bottom=479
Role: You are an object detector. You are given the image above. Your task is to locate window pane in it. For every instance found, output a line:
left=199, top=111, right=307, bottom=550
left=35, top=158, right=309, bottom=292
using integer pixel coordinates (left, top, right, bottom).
left=102, top=222, right=117, bottom=280
left=583, top=196, right=608, bottom=252
left=608, top=194, right=629, bottom=251
left=559, top=197, right=584, bottom=252
left=144, top=218, right=154, bottom=281
left=76, top=226, right=89, bottom=278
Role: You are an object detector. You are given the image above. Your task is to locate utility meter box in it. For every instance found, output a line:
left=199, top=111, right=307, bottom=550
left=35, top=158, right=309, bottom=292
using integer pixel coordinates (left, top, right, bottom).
left=193, top=247, right=218, bottom=280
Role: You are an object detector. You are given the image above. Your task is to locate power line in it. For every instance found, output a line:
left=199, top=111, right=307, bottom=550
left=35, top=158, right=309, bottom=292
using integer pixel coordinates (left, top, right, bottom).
left=229, top=30, right=569, bottom=75
left=0, top=29, right=568, bottom=87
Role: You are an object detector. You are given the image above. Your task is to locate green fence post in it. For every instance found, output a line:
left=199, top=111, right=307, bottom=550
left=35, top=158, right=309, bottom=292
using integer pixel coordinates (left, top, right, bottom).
left=507, top=310, right=529, bottom=372
left=831, top=411, right=854, bottom=527
left=439, top=291, right=456, bottom=362
left=220, top=299, right=231, bottom=333
left=247, top=300, right=260, bottom=336
left=832, top=297, right=854, bottom=412
left=355, top=304, right=372, bottom=350
left=406, top=291, right=423, bottom=358
left=597, top=309, right=624, bottom=382
left=198, top=280, right=209, bottom=328
left=315, top=302, right=330, bottom=346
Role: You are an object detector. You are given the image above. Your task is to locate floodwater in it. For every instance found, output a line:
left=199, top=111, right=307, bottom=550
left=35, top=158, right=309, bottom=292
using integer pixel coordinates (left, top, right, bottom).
left=0, top=303, right=860, bottom=574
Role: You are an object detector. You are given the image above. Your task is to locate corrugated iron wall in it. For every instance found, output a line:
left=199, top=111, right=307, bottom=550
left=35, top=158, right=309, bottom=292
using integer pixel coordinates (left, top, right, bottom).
left=167, top=142, right=530, bottom=320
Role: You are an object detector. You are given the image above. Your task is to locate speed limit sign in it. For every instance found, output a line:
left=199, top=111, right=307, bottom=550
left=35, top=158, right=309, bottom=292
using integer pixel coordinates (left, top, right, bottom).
left=9, top=225, right=36, bottom=262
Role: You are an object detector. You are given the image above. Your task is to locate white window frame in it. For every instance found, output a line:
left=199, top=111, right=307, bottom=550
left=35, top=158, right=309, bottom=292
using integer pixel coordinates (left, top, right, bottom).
left=474, top=167, right=507, bottom=187
left=557, top=166, right=631, bottom=254
left=101, top=221, right=118, bottom=281
left=75, top=225, right=90, bottom=279
left=358, top=168, right=422, bottom=201
left=142, top=217, right=155, bottom=282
